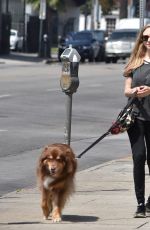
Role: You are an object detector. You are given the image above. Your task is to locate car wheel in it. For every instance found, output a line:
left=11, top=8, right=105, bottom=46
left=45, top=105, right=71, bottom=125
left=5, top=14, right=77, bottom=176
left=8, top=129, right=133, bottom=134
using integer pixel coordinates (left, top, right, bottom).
left=95, top=50, right=105, bottom=62
left=112, top=57, right=118, bottom=63
left=15, top=42, right=18, bottom=51
left=105, top=57, right=111, bottom=63
left=81, top=57, right=85, bottom=63
left=89, top=54, right=94, bottom=62
left=95, top=55, right=100, bottom=62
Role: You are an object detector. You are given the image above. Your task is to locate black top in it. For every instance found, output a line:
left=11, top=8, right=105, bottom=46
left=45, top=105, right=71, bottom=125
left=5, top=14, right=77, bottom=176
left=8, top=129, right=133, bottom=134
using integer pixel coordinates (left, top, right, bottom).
left=131, top=63, right=150, bottom=121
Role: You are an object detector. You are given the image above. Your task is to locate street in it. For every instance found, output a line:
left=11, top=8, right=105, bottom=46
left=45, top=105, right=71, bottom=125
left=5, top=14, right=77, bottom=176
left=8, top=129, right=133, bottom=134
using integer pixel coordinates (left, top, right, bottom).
left=0, top=59, right=131, bottom=196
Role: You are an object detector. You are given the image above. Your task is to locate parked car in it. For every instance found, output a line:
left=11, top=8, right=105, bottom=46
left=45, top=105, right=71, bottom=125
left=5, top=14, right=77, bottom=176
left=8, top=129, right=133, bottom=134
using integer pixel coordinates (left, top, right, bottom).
left=58, top=32, right=75, bottom=61
left=10, top=29, right=23, bottom=51
left=58, top=30, right=106, bottom=62
left=105, top=29, right=138, bottom=63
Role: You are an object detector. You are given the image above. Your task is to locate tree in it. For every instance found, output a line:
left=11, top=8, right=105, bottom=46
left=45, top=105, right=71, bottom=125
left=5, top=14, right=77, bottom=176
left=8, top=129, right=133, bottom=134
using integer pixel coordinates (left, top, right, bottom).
left=119, top=0, right=127, bottom=18
left=27, top=0, right=86, bottom=9
left=26, top=0, right=65, bottom=9
left=27, top=0, right=86, bottom=57
left=99, top=0, right=115, bottom=15
left=80, top=0, right=92, bottom=29
left=27, top=0, right=66, bottom=57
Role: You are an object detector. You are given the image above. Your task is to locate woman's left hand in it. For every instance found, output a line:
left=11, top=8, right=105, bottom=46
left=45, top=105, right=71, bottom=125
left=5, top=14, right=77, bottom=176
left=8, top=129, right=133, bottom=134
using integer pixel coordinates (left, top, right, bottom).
left=136, top=85, right=150, bottom=97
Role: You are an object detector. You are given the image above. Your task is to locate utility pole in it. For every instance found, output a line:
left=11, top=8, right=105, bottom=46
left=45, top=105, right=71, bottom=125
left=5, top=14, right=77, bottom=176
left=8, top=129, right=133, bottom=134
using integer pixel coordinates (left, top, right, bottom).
left=39, top=0, right=46, bottom=57
left=0, top=1, right=2, bottom=54
left=23, top=0, right=26, bottom=52
left=91, top=0, right=95, bottom=29
left=6, top=0, right=9, bottom=13
left=139, top=0, right=146, bottom=28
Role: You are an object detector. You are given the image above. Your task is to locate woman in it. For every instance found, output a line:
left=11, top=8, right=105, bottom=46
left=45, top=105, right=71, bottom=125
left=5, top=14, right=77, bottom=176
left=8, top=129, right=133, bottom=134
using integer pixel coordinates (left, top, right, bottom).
left=124, top=24, right=150, bottom=218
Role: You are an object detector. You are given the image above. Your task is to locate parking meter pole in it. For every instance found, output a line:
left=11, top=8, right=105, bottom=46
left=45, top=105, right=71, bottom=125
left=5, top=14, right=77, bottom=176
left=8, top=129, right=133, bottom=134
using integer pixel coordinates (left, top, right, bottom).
left=64, top=93, right=72, bottom=145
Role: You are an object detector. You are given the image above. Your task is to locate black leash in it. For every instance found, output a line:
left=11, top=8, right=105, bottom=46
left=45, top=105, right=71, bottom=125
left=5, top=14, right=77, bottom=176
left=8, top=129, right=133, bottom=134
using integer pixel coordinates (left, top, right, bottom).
left=76, top=97, right=136, bottom=159
left=76, top=131, right=110, bottom=159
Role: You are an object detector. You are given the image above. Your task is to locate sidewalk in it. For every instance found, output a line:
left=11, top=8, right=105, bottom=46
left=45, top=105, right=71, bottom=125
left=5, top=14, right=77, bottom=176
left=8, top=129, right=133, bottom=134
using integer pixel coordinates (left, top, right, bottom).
left=0, top=157, right=150, bottom=230
left=0, top=52, right=58, bottom=66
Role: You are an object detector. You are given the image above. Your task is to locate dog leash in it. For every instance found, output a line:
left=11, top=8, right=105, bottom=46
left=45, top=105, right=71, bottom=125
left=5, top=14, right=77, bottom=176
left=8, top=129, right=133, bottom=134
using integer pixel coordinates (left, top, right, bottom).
left=76, top=130, right=110, bottom=159
left=76, top=97, right=136, bottom=159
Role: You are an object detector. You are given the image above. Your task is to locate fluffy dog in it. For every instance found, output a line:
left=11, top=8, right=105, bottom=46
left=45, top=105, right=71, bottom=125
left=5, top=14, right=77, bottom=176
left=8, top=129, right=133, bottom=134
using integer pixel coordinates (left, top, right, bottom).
left=37, top=143, right=77, bottom=222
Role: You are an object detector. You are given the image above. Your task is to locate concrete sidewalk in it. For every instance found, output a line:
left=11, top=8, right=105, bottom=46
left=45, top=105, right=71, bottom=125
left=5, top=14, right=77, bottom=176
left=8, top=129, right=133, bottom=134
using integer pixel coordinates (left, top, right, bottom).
left=0, top=157, right=150, bottom=230
left=0, top=52, right=58, bottom=66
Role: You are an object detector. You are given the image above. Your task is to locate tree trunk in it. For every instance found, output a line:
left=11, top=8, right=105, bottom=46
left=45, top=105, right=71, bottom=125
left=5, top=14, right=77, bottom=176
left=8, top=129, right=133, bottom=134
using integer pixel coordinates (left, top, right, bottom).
left=84, top=13, right=88, bottom=30
left=119, top=0, right=128, bottom=19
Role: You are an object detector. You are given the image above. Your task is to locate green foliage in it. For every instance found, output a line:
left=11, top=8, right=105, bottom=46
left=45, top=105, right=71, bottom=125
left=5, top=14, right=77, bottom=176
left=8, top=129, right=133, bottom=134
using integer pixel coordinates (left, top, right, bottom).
left=80, top=0, right=92, bottom=15
left=27, top=0, right=116, bottom=14
left=80, top=0, right=116, bottom=16
left=26, top=0, right=65, bottom=9
left=99, top=0, right=115, bottom=15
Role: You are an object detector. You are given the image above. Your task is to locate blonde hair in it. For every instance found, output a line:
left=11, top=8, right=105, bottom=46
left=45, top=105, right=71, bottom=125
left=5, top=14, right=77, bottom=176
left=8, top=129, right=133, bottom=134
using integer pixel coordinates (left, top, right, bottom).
left=123, top=24, right=150, bottom=77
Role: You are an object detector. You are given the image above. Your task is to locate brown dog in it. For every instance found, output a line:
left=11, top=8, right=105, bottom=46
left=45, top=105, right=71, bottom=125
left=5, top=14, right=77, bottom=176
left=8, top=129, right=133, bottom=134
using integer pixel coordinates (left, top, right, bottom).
left=37, top=143, right=77, bottom=222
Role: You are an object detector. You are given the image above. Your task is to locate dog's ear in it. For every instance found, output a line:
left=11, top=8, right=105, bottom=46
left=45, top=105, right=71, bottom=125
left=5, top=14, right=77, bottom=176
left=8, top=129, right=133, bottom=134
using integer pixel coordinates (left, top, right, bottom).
left=66, top=150, right=77, bottom=174
left=38, top=146, right=49, bottom=167
left=42, top=158, right=48, bottom=165
left=43, top=145, right=49, bottom=152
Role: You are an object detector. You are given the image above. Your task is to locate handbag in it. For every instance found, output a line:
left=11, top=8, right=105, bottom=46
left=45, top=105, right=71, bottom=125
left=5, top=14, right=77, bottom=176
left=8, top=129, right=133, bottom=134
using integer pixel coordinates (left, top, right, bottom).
left=110, top=97, right=136, bottom=134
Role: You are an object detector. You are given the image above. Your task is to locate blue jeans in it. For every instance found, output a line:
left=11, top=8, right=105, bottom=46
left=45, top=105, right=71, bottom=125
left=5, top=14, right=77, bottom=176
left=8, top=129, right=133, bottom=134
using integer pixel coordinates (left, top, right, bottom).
left=127, top=118, right=150, bottom=205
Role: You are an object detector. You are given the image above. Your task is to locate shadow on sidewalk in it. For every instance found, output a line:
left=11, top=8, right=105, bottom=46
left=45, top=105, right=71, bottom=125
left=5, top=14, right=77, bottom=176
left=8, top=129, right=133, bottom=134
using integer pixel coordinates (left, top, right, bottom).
left=0, top=215, right=99, bottom=225
left=63, top=214, right=99, bottom=222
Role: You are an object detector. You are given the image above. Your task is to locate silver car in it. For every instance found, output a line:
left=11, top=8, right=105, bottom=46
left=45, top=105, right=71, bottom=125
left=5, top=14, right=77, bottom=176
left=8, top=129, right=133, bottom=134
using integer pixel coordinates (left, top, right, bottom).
left=105, top=29, right=138, bottom=63
left=10, top=29, right=23, bottom=51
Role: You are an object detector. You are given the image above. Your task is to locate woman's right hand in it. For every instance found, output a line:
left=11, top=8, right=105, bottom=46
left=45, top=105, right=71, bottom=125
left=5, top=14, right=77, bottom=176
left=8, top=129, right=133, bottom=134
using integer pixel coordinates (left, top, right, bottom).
left=136, top=85, right=150, bottom=98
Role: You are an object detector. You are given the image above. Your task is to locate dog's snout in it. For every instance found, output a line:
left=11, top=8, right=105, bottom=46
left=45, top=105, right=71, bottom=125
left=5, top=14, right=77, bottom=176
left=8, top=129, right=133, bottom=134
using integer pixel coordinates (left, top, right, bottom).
left=50, top=167, right=56, bottom=174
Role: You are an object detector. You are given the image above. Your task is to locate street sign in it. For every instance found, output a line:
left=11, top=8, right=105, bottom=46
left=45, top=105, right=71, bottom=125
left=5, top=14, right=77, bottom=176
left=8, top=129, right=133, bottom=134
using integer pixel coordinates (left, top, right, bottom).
left=39, top=0, right=46, bottom=20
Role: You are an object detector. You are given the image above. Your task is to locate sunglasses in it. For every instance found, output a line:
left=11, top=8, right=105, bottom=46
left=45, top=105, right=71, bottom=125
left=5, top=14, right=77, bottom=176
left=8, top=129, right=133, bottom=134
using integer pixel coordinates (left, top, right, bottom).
left=142, top=35, right=150, bottom=42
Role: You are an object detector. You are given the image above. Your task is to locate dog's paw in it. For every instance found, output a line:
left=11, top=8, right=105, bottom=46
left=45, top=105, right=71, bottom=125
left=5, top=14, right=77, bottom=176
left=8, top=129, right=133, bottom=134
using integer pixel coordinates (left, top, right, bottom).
left=52, top=215, right=62, bottom=223
left=43, top=216, right=48, bottom=220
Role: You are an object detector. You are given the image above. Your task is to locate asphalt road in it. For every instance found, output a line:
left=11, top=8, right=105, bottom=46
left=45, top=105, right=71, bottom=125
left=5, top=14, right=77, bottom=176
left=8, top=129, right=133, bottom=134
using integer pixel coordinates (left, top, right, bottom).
left=0, top=59, right=131, bottom=196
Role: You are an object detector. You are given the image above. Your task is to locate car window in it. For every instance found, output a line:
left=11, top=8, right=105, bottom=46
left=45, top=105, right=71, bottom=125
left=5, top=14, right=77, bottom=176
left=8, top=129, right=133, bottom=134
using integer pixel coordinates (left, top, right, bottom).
left=93, top=31, right=104, bottom=41
left=11, top=31, right=16, bottom=36
left=109, top=31, right=137, bottom=40
left=73, top=32, right=92, bottom=40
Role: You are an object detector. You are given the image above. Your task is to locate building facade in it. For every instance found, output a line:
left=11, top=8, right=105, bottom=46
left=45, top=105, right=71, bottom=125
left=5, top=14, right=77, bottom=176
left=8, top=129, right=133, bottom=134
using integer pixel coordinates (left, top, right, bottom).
left=0, top=0, right=86, bottom=55
left=1, top=0, right=150, bottom=55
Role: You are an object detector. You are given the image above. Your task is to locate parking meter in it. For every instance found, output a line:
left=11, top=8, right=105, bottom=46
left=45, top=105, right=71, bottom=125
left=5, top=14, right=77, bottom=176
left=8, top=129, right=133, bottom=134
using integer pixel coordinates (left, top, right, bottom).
left=60, top=47, right=81, bottom=145
left=60, top=46, right=81, bottom=94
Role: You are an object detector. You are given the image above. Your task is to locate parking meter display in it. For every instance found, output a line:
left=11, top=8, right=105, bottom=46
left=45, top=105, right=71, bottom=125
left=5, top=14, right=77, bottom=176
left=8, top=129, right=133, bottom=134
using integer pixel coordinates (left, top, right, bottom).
left=60, top=62, right=71, bottom=91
